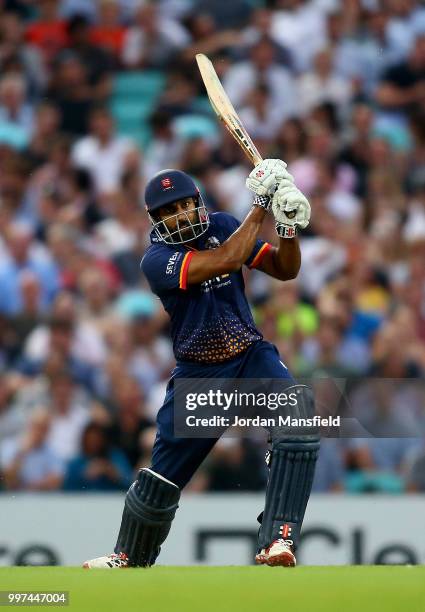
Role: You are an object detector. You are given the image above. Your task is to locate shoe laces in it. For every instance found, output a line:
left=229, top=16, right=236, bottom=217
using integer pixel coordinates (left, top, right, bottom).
left=277, top=538, right=294, bottom=550
left=108, top=552, right=129, bottom=567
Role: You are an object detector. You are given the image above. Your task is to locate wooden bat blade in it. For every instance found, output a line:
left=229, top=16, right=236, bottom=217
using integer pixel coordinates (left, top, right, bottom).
left=196, top=53, right=263, bottom=166
left=196, top=54, right=296, bottom=220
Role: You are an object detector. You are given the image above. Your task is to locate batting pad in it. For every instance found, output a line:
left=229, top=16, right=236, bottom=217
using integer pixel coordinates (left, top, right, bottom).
left=115, top=468, right=180, bottom=566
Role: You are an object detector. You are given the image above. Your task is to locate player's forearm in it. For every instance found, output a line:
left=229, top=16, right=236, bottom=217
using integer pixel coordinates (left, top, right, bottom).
left=259, top=237, right=301, bottom=281
left=276, top=237, right=301, bottom=279
left=186, top=205, right=267, bottom=283
left=220, top=205, right=267, bottom=270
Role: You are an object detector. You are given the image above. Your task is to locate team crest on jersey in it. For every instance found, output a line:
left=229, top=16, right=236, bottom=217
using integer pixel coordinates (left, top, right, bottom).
left=205, top=236, right=221, bottom=250
left=161, top=177, right=173, bottom=190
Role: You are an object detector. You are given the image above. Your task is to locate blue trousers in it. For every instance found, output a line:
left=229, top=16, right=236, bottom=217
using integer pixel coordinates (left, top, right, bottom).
left=151, top=340, right=294, bottom=489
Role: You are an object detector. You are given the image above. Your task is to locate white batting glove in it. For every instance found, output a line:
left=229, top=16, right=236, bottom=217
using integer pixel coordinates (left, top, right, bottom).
left=246, top=159, right=291, bottom=199
left=272, top=179, right=311, bottom=238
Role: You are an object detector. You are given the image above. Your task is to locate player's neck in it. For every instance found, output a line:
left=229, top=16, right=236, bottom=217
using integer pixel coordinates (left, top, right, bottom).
left=184, top=239, right=199, bottom=251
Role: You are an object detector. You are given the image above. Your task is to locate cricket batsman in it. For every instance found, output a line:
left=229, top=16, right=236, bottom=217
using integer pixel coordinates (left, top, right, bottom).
left=84, top=159, right=319, bottom=568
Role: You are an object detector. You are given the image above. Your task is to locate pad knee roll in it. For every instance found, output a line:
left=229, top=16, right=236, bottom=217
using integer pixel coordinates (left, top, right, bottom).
left=268, top=384, right=319, bottom=442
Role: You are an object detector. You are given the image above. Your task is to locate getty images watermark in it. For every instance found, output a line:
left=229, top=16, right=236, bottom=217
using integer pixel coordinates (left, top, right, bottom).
left=174, top=377, right=425, bottom=438
left=173, top=379, right=341, bottom=438
left=184, top=388, right=340, bottom=429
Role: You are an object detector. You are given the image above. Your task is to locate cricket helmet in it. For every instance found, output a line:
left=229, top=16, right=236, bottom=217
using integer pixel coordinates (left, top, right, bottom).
left=144, top=169, right=209, bottom=245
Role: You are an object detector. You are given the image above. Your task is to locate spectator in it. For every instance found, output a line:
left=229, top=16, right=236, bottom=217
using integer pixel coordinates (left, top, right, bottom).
left=406, top=441, right=425, bottom=492
left=241, top=7, right=292, bottom=64
left=142, top=110, right=185, bottom=180
left=181, top=13, right=241, bottom=65
left=300, top=312, right=364, bottom=377
left=239, top=82, right=286, bottom=143
left=66, top=13, right=114, bottom=96
left=71, top=105, right=138, bottom=196
left=297, top=47, right=352, bottom=117
left=0, top=222, right=59, bottom=315
left=7, top=271, right=43, bottom=359
left=63, top=422, right=133, bottom=491
left=0, top=153, right=30, bottom=220
left=223, top=37, right=298, bottom=122
left=109, top=377, right=154, bottom=468
left=0, top=373, right=26, bottom=443
left=122, top=0, right=189, bottom=68
left=46, top=53, right=94, bottom=135
left=312, top=439, right=344, bottom=492
left=0, top=407, right=64, bottom=491
left=44, top=370, right=92, bottom=462
left=78, top=267, right=114, bottom=333
left=25, top=0, right=69, bottom=65
left=332, top=8, right=400, bottom=95
left=0, top=72, right=34, bottom=134
left=23, top=290, right=106, bottom=370
left=270, top=117, right=307, bottom=165
left=385, top=0, right=425, bottom=62
left=27, top=134, right=74, bottom=222
left=195, top=0, right=253, bottom=30
left=204, top=439, right=267, bottom=492
left=269, top=0, right=327, bottom=72
left=89, top=0, right=126, bottom=58
left=26, top=102, right=61, bottom=167
left=375, top=34, right=425, bottom=116
left=0, top=11, right=47, bottom=98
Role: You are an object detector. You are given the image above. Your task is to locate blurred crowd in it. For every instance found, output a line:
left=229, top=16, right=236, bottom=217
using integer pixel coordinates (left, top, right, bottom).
left=0, top=0, right=424, bottom=494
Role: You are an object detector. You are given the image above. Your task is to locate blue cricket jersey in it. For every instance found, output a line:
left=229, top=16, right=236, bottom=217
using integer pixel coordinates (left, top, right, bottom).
left=141, top=212, right=272, bottom=364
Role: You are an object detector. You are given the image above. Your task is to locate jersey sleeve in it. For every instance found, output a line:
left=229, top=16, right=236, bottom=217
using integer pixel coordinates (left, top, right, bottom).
left=213, top=211, right=272, bottom=269
left=245, top=239, right=273, bottom=269
left=141, top=246, right=194, bottom=294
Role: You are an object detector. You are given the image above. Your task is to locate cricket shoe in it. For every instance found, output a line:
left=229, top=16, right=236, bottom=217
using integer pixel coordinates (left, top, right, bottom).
left=255, top=539, right=296, bottom=567
left=83, top=552, right=130, bottom=569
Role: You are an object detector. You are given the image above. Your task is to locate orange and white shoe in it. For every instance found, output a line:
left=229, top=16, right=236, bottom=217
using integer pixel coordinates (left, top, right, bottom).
left=255, top=539, right=296, bottom=567
left=83, top=552, right=130, bottom=569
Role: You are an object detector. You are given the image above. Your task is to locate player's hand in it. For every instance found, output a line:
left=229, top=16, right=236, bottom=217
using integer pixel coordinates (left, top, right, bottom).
left=246, top=159, right=291, bottom=198
left=272, top=179, right=311, bottom=237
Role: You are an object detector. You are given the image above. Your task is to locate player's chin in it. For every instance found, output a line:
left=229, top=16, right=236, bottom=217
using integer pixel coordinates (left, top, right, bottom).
left=179, top=225, right=195, bottom=240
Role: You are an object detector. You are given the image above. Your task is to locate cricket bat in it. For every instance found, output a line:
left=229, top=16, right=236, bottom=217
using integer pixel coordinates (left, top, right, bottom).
left=196, top=53, right=295, bottom=218
left=196, top=53, right=262, bottom=166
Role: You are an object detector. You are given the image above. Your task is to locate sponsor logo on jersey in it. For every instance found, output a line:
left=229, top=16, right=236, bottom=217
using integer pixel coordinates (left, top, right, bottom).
left=166, top=251, right=181, bottom=274
left=201, top=275, right=231, bottom=293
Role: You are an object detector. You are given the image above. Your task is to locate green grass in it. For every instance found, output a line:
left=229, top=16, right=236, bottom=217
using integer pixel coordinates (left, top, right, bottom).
left=1, top=566, right=424, bottom=612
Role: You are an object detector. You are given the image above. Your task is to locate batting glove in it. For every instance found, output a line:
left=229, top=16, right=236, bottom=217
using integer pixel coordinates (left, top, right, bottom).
left=272, top=179, right=311, bottom=238
left=246, top=159, right=291, bottom=198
